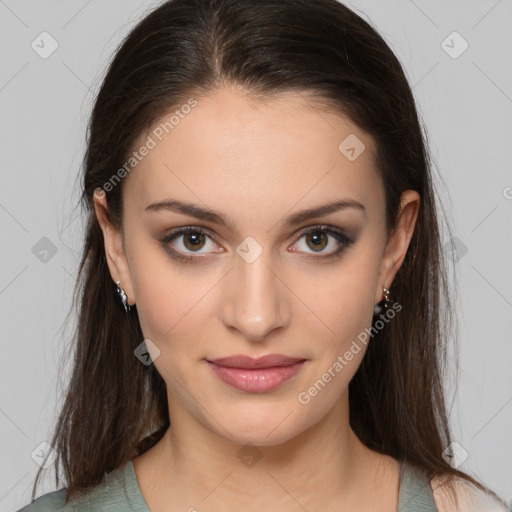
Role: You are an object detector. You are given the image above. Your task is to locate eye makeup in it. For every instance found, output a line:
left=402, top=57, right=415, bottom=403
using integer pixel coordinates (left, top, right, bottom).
left=157, top=224, right=356, bottom=264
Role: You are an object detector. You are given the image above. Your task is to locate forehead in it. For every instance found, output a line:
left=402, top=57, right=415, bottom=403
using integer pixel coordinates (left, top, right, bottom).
left=124, top=86, right=382, bottom=222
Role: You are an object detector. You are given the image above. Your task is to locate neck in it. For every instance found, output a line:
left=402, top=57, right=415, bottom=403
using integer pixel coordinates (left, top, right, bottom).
left=133, top=389, right=398, bottom=511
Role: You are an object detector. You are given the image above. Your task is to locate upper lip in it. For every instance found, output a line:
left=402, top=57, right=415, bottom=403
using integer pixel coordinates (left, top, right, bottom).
left=207, top=354, right=306, bottom=369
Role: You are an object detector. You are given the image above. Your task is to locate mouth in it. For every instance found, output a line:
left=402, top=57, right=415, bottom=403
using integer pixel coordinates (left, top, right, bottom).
left=205, top=354, right=307, bottom=393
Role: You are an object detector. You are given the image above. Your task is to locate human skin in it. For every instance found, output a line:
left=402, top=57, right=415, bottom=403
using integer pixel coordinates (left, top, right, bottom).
left=94, top=85, right=420, bottom=512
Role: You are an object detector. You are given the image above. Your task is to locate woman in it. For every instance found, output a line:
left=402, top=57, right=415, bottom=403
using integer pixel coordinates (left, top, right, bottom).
left=18, top=0, right=509, bottom=510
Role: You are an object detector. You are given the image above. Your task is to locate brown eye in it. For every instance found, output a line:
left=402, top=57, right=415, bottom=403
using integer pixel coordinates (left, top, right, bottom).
left=161, top=227, right=221, bottom=259
left=183, top=231, right=206, bottom=251
left=305, top=231, right=328, bottom=252
left=291, top=225, right=353, bottom=259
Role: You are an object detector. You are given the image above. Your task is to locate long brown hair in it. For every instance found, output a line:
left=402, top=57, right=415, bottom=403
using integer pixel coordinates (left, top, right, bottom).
left=32, top=0, right=504, bottom=507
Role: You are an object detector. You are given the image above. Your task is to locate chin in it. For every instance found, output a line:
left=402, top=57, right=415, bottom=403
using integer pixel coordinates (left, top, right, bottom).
left=211, top=406, right=306, bottom=447
left=228, top=429, right=295, bottom=448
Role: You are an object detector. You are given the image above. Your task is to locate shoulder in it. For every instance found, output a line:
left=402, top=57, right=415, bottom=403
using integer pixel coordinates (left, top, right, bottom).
left=15, top=489, right=68, bottom=512
left=430, top=475, right=511, bottom=512
left=16, top=463, right=135, bottom=512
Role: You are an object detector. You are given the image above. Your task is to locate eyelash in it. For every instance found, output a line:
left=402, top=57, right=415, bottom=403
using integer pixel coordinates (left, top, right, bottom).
left=159, top=224, right=354, bottom=263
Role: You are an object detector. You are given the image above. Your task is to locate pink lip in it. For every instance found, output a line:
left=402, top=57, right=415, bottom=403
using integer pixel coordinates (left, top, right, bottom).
left=206, top=354, right=307, bottom=393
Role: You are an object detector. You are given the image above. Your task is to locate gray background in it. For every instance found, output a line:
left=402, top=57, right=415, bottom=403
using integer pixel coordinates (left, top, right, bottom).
left=1, top=0, right=511, bottom=510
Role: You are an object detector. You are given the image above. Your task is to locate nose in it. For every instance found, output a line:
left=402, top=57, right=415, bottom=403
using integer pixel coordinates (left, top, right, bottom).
left=220, top=248, right=291, bottom=343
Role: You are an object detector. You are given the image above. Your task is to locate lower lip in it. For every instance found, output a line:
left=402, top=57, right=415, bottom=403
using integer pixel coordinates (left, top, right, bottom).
left=206, top=361, right=306, bottom=393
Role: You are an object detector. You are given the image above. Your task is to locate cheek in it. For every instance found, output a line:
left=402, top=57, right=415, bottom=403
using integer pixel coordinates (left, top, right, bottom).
left=128, top=240, right=219, bottom=354
left=311, top=254, right=380, bottom=341
left=134, top=268, right=206, bottom=346
left=127, top=239, right=182, bottom=337
left=132, top=265, right=212, bottom=391
left=300, top=243, right=382, bottom=397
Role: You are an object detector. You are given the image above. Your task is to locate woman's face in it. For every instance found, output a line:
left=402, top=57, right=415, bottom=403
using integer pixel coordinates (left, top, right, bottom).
left=95, top=85, right=419, bottom=446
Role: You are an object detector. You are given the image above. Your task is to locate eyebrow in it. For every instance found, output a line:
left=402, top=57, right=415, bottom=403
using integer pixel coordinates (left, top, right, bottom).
left=144, top=198, right=365, bottom=228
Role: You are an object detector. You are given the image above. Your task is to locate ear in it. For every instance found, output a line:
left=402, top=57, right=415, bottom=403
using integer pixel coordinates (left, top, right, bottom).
left=93, top=189, right=135, bottom=306
left=375, top=189, right=420, bottom=304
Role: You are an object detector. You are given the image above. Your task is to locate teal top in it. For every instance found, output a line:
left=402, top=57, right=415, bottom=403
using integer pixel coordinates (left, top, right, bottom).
left=17, top=460, right=438, bottom=511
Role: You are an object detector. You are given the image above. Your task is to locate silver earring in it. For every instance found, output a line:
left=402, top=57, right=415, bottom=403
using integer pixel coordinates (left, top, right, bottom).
left=115, top=281, right=132, bottom=313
